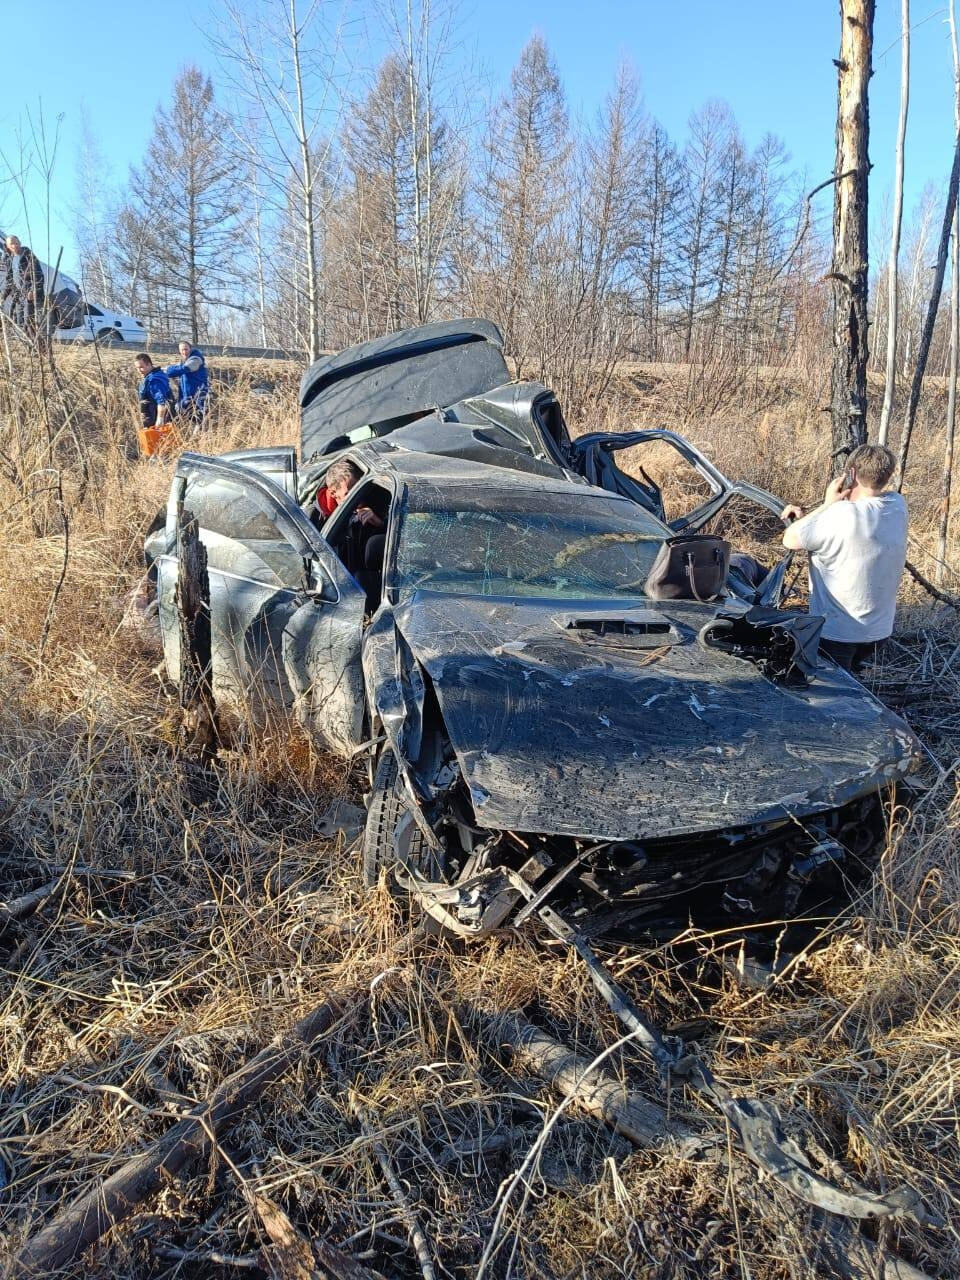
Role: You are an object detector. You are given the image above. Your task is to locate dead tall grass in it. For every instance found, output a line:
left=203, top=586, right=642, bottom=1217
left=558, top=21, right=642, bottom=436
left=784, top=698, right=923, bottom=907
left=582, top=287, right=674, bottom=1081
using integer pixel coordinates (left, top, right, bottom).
left=0, top=345, right=959, bottom=1278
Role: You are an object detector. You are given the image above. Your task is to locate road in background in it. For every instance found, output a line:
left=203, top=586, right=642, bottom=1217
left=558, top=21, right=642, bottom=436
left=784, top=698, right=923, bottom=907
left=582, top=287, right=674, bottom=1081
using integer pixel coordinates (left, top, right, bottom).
left=53, top=338, right=307, bottom=361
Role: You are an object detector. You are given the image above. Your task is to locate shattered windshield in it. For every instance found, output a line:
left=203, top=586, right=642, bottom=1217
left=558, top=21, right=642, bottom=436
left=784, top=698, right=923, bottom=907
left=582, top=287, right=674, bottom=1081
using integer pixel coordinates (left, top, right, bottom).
left=396, top=494, right=664, bottom=599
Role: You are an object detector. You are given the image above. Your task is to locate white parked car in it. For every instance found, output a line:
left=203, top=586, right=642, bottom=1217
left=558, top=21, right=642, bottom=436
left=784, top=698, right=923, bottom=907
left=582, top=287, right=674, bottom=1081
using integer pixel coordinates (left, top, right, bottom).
left=1, top=248, right=147, bottom=345
left=52, top=299, right=147, bottom=346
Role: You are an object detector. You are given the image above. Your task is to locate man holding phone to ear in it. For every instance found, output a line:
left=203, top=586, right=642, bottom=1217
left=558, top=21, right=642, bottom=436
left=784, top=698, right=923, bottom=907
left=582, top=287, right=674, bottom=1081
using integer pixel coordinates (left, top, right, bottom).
left=779, top=444, right=908, bottom=672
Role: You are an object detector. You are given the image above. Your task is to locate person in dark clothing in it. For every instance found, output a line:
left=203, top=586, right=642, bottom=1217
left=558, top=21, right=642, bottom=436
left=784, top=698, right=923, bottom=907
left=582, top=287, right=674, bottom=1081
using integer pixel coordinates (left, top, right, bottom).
left=0, top=236, right=13, bottom=318
left=134, top=354, right=175, bottom=428
left=4, top=236, right=46, bottom=342
left=321, top=459, right=386, bottom=609
left=165, top=341, right=210, bottom=426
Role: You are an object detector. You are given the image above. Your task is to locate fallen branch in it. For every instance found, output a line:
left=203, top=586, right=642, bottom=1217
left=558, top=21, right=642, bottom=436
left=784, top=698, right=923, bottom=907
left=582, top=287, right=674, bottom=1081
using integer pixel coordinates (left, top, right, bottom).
left=496, top=1013, right=693, bottom=1148
left=13, top=988, right=361, bottom=1278
left=821, top=1220, right=935, bottom=1280
left=0, top=880, right=60, bottom=925
left=0, top=867, right=136, bottom=926
left=490, top=1012, right=935, bottom=1280
left=357, top=1120, right=437, bottom=1280
left=153, top=1243, right=261, bottom=1270
left=330, top=1052, right=437, bottom=1280
left=255, top=1194, right=383, bottom=1280
left=905, top=558, right=960, bottom=612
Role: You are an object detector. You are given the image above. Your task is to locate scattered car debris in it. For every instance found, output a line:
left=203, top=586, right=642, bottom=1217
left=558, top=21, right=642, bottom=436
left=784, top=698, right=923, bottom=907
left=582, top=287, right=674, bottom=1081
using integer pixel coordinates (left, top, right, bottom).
left=316, top=798, right=366, bottom=841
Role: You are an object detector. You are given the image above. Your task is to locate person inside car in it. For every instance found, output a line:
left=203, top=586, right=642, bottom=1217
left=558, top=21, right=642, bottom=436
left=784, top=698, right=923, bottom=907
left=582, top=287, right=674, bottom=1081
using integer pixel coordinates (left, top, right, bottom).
left=318, top=459, right=386, bottom=608
left=781, top=444, right=908, bottom=672
left=316, top=460, right=383, bottom=527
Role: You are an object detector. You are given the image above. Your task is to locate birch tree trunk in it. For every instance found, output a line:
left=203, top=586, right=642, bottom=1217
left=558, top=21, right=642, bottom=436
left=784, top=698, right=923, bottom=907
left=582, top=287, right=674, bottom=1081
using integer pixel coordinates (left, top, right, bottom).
left=940, top=0, right=960, bottom=581
left=878, top=0, right=909, bottom=446
left=290, top=0, right=320, bottom=362
left=895, top=140, right=960, bottom=488
left=830, top=0, right=874, bottom=461
left=248, top=156, right=268, bottom=347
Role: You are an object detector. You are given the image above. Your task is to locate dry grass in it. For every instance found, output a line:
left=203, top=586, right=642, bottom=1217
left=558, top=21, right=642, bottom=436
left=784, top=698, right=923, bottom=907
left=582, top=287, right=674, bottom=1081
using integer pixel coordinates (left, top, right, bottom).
left=0, top=343, right=959, bottom=1278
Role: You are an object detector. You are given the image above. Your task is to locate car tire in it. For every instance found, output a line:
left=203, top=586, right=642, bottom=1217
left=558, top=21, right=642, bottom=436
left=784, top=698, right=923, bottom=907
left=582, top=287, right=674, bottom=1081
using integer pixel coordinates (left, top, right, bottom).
left=96, top=328, right=124, bottom=346
left=362, top=747, right=430, bottom=890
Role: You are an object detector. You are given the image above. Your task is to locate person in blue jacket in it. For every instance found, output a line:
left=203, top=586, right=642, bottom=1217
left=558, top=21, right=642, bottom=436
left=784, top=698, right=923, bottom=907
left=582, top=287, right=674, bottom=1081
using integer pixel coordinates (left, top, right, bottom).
left=134, top=353, right=175, bottom=428
left=166, top=341, right=210, bottom=426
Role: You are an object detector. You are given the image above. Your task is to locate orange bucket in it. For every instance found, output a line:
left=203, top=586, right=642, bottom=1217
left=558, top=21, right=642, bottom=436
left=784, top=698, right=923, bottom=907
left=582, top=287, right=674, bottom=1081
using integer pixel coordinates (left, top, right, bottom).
left=138, top=422, right=179, bottom=457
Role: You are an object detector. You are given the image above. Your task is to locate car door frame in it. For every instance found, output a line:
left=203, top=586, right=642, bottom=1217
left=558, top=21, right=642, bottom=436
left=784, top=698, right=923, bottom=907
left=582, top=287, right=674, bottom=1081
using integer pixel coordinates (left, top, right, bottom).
left=220, top=446, right=299, bottom=499
left=570, top=428, right=785, bottom=532
left=158, top=452, right=368, bottom=756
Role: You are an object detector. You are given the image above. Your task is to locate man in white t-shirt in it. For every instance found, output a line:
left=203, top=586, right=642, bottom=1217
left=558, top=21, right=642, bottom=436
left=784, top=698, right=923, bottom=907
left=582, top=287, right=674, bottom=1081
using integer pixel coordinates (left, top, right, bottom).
left=780, top=444, right=908, bottom=672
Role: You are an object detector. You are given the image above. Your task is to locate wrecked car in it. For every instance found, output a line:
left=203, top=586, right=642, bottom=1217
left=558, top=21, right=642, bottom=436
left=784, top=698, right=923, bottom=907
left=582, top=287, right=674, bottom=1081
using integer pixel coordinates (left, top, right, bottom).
left=145, top=318, right=921, bottom=937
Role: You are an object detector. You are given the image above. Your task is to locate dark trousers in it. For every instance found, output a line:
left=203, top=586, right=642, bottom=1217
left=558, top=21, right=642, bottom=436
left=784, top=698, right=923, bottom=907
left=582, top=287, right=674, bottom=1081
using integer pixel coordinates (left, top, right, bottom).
left=20, top=297, right=47, bottom=346
left=180, top=395, right=208, bottom=427
left=819, top=637, right=883, bottom=673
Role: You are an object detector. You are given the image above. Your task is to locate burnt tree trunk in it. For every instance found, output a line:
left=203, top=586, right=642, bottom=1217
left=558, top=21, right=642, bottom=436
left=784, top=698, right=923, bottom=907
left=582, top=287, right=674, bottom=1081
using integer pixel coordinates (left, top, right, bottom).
left=831, top=0, right=874, bottom=463
left=176, top=506, right=218, bottom=760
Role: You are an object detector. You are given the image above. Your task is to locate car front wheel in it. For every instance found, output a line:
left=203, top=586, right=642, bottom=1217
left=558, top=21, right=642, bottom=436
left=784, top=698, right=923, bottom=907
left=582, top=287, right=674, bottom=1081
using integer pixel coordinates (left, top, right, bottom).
left=363, top=747, right=431, bottom=890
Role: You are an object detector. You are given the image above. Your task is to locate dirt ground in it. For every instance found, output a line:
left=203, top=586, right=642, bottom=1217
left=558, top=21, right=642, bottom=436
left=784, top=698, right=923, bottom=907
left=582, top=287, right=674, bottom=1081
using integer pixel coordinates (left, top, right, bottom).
left=0, top=344, right=958, bottom=1279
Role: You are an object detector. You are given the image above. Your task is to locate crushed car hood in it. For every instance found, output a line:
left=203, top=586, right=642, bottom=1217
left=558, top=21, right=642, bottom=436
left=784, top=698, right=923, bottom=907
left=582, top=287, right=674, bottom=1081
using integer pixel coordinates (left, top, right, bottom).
left=381, top=593, right=920, bottom=841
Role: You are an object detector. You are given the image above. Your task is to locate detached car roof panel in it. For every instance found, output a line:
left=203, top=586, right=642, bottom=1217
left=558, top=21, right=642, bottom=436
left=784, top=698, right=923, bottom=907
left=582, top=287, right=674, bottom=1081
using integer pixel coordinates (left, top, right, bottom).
left=300, top=318, right=510, bottom=459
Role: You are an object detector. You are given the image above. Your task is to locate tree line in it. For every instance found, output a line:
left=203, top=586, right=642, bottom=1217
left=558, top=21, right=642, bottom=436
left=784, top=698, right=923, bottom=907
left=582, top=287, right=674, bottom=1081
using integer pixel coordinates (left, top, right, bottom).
left=72, top=1, right=959, bottom=414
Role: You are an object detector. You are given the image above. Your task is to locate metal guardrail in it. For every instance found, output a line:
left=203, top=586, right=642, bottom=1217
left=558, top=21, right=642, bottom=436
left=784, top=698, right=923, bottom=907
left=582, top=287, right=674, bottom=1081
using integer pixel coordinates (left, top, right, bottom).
left=51, top=337, right=307, bottom=361
left=3, top=308, right=310, bottom=362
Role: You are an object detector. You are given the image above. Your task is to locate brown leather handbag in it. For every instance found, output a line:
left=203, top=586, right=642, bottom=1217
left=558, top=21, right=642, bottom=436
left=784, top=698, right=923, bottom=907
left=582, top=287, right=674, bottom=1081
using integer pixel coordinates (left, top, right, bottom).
left=644, top=535, right=731, bottom=602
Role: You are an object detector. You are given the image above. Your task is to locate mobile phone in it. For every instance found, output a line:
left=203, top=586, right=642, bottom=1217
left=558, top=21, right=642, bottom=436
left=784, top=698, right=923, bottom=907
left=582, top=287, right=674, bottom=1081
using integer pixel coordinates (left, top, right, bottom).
left=842, top=466, right=855, bottom=492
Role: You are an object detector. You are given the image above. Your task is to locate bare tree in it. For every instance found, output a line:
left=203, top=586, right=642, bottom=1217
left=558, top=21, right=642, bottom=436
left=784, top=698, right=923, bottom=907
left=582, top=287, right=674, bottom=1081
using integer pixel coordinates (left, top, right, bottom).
left=631, top=122, right=682, bottom=360
left=707, top=119, right=747, bottom=354
left=218, top=0, right=350, bottom=360
left=899, top=187, right=937, bottom=375
left=738, top=134, right=796, bottom=362
left=878, top=0, right=910, bottom=446
left=676, top=101, right=730, bottom=361
left=830, top=0, right=874, bottom=463
left=73, top=117, right=117, bottom=308
left=158, top=68, right=243, bottom=341
left=474, top=36, right=571, bottom=377
left=896, top=137, right=960, bottom=488
left=557, top=65, right=647, bottom=409
left=114, top=68, right=243, bottom=341
left=381, top=0, right=462, bottom=323
left=329, top=39, right=459, bottom=343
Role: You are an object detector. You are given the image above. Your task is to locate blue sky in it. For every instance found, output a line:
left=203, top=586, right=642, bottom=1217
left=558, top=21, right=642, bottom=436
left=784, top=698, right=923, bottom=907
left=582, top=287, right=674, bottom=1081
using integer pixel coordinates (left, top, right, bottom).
left=1, top=0, right=957, bottom=283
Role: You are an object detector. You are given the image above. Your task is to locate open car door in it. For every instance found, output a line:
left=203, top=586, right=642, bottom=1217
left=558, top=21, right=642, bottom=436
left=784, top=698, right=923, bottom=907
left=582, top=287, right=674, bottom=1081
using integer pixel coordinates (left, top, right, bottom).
left=155, top=453, right=366, bottom=756
left=569, top=429, right=784, bottom=532
left=570, top=428, right=793, bottom=606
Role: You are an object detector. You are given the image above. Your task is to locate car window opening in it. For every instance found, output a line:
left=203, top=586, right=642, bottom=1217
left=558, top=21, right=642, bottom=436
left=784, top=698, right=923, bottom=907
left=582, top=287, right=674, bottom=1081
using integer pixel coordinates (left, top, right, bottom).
left=175, top=472, right=306, bottom=590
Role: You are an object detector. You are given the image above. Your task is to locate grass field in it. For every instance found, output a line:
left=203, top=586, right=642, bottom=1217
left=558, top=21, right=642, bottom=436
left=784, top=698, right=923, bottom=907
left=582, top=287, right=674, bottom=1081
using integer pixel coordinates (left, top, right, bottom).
left=0, top=342, right=958, bottom=1278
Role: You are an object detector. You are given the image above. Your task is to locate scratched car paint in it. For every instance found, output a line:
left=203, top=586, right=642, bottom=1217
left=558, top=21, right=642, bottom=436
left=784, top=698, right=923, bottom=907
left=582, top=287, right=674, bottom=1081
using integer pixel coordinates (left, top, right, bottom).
left=146, top=319, right=921, bottom=937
